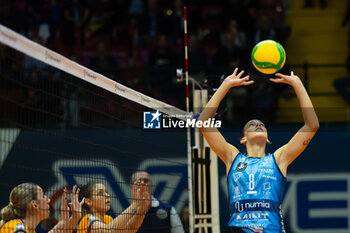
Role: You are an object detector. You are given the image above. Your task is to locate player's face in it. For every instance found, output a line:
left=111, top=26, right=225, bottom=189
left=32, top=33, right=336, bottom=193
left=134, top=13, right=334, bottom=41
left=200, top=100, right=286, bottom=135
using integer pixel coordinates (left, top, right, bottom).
left=133, top=171, right=153, bottom=195
left=34, top=186, right=50, bottom=220
left=91, top=183, right=110, bottom=213
left=134, top=172, right=152, bottom=186
left=242, top=119, right=268, bottom=142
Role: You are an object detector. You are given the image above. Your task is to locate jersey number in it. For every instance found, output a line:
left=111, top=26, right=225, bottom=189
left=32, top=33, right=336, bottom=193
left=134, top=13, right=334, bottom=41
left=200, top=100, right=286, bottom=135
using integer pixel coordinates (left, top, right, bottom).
left=249, top=174, right=255, bottom=190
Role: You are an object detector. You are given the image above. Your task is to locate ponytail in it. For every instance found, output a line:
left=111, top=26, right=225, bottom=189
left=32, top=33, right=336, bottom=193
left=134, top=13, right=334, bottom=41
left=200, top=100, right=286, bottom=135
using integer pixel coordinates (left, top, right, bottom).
left=0, top=183, right=38, bottom=228
left=0, top=204, right=15, bottom=228
left=79, top=183, right=96, bottom=216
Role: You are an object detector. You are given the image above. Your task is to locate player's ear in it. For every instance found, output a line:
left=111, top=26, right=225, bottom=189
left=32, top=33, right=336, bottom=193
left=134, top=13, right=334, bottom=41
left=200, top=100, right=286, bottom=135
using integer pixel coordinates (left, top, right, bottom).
left=240, top=136, right=247, bottom=145
left=84, top=197, right=91, bottom=207
left=28, top=200, right=37, bottom=210
left=267, top=138, right=271, bottom=144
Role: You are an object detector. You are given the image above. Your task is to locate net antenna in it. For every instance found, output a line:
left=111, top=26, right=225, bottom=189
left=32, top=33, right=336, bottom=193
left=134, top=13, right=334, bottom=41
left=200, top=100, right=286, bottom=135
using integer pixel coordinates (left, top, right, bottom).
left=183, top=7, right=220, bottom=233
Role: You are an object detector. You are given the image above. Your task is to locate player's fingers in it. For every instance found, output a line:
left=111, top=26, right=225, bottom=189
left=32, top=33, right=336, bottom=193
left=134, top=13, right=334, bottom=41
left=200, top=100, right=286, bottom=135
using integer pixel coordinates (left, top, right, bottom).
left=243, top=80, right=254, bottom=85
left=291, top=71, right=294, bottom=76
left=237, top=70, right=245, bottom=78
left=232, top=67, right=238, bottom=76
left=80, top=197, right=85, bottom=205
left=241, top=75, right=250, bottom=80
left=62, top=188, right=67, bottom=200
left=274, top=73, right=287, bottom=78
left=269, top=78, right=283, bottom=83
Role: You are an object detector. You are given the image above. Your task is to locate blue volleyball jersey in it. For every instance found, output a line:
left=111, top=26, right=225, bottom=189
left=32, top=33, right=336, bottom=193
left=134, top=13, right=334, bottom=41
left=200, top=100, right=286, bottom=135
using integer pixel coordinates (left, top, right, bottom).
left=227, top=152, right=286, bottom=232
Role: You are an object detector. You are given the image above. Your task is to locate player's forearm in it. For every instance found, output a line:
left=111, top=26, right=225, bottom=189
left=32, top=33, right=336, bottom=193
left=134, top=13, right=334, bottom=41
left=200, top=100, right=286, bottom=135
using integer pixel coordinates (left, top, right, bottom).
left=124, top=204, right=148, bottom=233
left=293, top=81, right=319, bottom=130
left=199, top=82, right=231, bottom=121
left=66, top=216, right=81, bottom=233
left=109, top=203, right=139, bottom=232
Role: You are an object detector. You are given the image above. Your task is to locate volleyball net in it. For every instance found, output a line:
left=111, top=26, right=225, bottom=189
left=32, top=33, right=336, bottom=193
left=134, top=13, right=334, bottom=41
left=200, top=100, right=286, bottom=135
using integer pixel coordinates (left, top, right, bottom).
left=0, top=24, right=192, bottom=232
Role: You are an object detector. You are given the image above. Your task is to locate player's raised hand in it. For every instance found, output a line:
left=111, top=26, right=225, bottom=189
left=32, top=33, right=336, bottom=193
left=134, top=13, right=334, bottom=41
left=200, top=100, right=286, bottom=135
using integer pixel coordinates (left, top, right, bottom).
left=139, top=182, right=151, bottom=209
left=70, top=185, right=84, bottom=221
left=223, top=68, right=254, bottom=87
left=60, top=187, right=69, bottom=222
left=132, top=179, right=151, bottom=209
left=270, top=71, right=302, bottom=86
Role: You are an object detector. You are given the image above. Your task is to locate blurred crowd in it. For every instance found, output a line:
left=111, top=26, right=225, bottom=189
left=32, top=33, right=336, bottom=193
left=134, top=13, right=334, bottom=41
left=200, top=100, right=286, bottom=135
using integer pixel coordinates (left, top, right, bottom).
left=0, top=0, right=291, bottom=126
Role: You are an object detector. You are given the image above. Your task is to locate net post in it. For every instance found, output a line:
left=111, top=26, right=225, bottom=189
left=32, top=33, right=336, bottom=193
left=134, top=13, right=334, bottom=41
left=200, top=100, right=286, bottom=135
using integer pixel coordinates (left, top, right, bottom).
left=192, top=89, right=220, bottom=233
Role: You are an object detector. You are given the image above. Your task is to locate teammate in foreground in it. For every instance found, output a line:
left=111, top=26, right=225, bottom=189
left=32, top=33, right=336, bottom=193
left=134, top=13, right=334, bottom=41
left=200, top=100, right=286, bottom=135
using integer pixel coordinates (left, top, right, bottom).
left=0, top=183, right=83, bottom=233
left=199, top=68, right=319, bottom=233
left=77, top=181, right=150, bottom=233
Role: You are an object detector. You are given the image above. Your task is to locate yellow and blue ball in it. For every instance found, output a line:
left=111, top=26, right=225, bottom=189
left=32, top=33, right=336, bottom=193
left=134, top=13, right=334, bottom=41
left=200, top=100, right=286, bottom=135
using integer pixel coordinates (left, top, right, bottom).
left=251, top=40, right=286, bottom=74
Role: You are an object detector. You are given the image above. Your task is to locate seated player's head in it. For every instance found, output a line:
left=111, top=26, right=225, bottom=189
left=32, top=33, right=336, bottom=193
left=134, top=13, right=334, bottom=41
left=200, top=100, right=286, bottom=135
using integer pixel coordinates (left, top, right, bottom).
left=1, top=183, right=50, bottom=223
left=79, top=183, right=111, bottom=214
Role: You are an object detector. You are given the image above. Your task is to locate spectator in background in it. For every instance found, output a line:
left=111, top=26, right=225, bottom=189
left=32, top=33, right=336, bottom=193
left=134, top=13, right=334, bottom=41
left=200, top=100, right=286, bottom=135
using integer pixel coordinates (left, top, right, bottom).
left=222, top=19, right=247, bottom=53
left=85, top=0, right=115, bottom=37
left=61, top=0, right=90, bottom=47
left=254, top=14, right=276, bottom=44
left=138, top=0, right=169, bottom=44
left=257, top=0, right=286, bottom=29
left=132, top=171, right=185, bottom=233
left=89, top=42, right=118, bottom=81
left=221, top=0, right=256, bottom=46
left=47, top=0, right=63, bottom=44
left=185, top=33, right=207, bottom=78
left=169, top=0, right=184, bottom=44
left=256, top=0, right=289, bottom=44
left=147, top=34, right=176, bottom=99
left=211, top=23, right=246, bottom=73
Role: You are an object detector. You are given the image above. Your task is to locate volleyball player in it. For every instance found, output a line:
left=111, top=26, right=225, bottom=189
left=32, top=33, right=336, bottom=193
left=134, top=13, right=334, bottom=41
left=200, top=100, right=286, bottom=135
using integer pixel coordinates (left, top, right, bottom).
left=199, top=68, right=319, bottom=233
left=76, top=180, right=150, bottom=233
left=0, top=183, right=83, bottom=233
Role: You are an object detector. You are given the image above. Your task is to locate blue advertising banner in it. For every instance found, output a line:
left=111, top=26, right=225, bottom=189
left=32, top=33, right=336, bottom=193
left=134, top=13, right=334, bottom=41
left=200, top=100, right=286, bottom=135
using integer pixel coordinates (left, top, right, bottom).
left=0, top=124, right=349, bottom=233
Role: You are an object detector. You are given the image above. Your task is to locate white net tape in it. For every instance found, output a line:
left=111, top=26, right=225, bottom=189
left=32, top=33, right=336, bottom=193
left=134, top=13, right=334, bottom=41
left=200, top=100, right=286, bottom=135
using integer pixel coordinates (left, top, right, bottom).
left=0, top=24, right=190, bottom=120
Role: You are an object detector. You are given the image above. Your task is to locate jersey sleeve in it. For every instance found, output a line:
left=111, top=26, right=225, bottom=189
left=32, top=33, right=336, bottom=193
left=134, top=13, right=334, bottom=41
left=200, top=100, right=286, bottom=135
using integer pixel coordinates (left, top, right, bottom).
left=104, top=215, right=113, bottom=225
left=77, top=214, right=101, bottom=233
left=0, top=220, right=27, bottom=233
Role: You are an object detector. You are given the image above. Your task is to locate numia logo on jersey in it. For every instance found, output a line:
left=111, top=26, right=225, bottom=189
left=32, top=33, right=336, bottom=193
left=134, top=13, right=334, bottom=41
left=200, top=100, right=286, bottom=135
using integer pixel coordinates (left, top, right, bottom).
left=235, top=200, right=271, bottom=212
